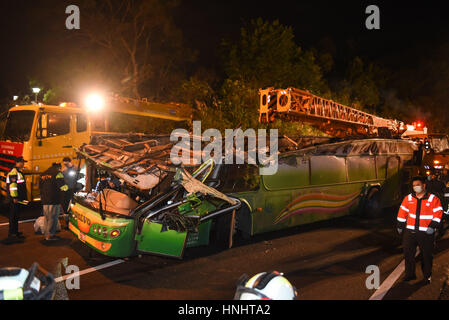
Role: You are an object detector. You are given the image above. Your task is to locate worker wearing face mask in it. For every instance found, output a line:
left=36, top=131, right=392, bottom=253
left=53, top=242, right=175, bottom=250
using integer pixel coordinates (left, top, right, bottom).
left=397, top=176, right=443, bottom=284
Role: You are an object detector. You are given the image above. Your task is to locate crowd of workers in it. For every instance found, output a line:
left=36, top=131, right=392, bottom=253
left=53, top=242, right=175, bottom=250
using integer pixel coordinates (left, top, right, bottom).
left=5, top=157, right=80, bottom=242
left=4, top=156, right=123, bottom=243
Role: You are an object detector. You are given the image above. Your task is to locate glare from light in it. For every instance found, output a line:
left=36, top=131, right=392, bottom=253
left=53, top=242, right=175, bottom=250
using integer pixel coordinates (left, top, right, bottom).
left=32, top=88, right=41, bottom=94
left=85, top=93, right=105, bottom=112
left=13, top=96, right=18, bottom=101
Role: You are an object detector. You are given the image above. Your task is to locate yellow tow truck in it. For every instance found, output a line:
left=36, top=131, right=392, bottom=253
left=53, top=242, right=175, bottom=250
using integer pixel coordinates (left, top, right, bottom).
left=0, top=95, right=191, bottom=202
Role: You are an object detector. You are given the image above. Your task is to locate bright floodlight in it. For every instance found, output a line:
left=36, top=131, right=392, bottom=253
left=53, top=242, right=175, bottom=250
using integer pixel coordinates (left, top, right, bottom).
left=85, top=93, right=105, bottom=112
left=32, top=88, right=41, bottom=94
left=13, top=96, right=18, bottom=101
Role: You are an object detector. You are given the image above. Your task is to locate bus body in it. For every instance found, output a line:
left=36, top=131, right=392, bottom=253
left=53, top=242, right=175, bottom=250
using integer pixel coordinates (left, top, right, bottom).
left=0, top=105, right=91, bottom=201
left=68, top=138, right=420, bottom=259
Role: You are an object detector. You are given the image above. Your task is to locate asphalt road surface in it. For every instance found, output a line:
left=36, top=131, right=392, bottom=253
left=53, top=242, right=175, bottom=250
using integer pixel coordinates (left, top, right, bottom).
left=1, top=204, right=449, bottom=300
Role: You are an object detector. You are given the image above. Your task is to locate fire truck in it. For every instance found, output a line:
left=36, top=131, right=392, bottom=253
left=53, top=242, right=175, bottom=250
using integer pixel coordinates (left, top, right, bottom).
left=0, top=95, right=191, bottom=202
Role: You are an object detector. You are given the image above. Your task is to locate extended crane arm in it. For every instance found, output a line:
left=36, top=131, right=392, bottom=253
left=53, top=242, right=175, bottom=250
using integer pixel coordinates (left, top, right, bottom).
left=108, top=94, right=192, bottom=122
left=259, top=87, right=405, bottom=138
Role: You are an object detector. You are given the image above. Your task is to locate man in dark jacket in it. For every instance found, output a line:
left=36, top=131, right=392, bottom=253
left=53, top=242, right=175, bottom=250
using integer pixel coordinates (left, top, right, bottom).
left=61, top=157, right=79, bottom=229
left=39, top=163, right=68, bottom=241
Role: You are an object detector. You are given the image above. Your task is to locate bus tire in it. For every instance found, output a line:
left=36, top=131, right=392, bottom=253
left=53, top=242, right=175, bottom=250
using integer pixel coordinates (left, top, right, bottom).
left=211, top=212, right=234, bottom=250
left=235, top=204, right=252, bottom=240
left=362, top=188, right=382, bottom=218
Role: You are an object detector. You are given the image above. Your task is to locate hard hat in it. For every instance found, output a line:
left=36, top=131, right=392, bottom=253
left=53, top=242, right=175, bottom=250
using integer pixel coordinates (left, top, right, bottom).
left=234, top=271, right=298, bottom=300
left=0, top=263, right=55, bottom=300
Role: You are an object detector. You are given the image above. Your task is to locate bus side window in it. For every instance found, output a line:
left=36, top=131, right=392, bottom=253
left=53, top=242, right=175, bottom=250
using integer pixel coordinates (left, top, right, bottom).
left=376, top=156, right=387, bottom=180
left=347, top=156, right=376, bottom=182
left=220, top=164, right=260, bottom=193
left=387, top=157, right=400, bottom=179
left=263, top=155, right=309, bottom=190
left=311, top=156, right=346, bottom=185
left=76, top=114, right=88, bottom=132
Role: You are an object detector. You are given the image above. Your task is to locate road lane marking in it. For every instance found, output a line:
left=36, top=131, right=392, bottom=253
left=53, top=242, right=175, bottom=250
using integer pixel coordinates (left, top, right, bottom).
left=0, top=218, right=36, bottom=227
left=369, top=249, right=420, bottom=300
left=54, top=259, right=125, bottom=283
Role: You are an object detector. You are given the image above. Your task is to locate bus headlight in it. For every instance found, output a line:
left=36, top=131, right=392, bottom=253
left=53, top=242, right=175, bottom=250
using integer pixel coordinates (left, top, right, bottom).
left=110, top=229, right=121, bottom=238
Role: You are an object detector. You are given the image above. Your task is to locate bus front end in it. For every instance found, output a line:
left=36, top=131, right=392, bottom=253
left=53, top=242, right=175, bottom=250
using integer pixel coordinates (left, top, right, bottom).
left=68, top=199, right=136, bottom=258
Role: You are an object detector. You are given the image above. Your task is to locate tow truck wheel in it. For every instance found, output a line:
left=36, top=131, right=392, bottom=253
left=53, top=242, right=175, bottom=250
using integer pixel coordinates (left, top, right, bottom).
left=361, top=188, right=382, bottom=219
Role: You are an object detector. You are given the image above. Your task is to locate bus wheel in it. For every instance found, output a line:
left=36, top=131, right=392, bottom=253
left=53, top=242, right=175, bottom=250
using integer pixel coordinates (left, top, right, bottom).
left=235, top=204, right=251, bottom=241
left=211, top=211, right=235, bottom=250
left=362, top=188, right=382, bottom=218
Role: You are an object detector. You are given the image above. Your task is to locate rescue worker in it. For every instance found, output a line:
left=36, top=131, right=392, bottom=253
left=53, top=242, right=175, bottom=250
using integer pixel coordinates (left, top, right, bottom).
left=441, top=166, right=449, bottom=227
left=61, top=157, right=78, bottom=229
left=397, top=176, right=443, bottom=284
left=6, top=157, right=28, bottom=239
left=441, top=167, right=449, bottom=186
left=39, top=163, right=69, bottom=241
left=426, top=173, right=445, bottom=200
left=427, top=173, right=449, bottom=232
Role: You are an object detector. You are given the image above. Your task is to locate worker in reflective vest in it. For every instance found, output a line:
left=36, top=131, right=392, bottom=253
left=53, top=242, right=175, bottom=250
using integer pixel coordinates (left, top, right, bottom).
left=6, top=157, right=28, bottom=239
left=39, top=163, right=69, bottom=241
left=397, top=176, right=443, bottom=284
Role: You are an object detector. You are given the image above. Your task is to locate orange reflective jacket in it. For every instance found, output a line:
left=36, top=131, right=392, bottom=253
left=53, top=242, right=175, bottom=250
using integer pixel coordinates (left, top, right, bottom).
left=397, top=193, right=443, bottom=232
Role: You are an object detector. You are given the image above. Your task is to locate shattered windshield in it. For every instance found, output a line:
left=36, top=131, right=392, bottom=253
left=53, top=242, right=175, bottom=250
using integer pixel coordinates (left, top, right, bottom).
left=2, top=111, right=35, bottom=142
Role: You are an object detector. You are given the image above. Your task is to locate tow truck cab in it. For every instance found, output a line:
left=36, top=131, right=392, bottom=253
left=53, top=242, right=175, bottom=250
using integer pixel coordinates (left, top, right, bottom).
left=0, top=105, right=90, bottom=202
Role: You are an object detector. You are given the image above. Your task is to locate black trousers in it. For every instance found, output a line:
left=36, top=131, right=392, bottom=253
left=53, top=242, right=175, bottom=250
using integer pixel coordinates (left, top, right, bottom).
left=403, top=229, right=435, bottom=279
left=9, top=201, right=20, bottom=236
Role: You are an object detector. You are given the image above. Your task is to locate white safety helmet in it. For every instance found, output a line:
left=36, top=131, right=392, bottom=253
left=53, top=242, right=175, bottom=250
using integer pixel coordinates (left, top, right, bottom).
left=234, top=271, right=298, bottom=300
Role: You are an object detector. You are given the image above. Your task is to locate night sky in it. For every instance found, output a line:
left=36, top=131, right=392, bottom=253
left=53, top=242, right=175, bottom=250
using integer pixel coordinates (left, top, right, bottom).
left=0, top=0, right=448, bottom=101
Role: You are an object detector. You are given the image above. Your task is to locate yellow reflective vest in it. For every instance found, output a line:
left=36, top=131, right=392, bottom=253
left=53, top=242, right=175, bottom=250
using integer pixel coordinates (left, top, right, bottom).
left=6, top=167, right=27, bottom=201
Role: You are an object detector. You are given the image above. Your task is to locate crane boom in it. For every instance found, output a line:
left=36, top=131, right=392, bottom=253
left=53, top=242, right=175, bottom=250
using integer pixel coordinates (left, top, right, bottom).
left=259, top=87, right=405, bottom=138
left=108, top=94, right=192, bottom=122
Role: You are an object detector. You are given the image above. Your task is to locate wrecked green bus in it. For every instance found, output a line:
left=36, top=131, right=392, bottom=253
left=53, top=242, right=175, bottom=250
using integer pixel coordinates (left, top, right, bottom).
left=68, top=138, right=420, bottom=259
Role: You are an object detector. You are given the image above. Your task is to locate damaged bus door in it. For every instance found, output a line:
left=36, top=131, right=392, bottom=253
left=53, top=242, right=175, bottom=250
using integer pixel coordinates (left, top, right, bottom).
left=134, top=201, right=189, bottom=258
left=135, top=220, right=188, bottom=259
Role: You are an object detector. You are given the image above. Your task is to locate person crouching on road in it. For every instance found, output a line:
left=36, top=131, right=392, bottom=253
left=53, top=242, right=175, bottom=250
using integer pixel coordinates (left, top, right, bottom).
left=39, top=163, right=69, bottom=241
left=397, top=176, right=443, bottom=284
